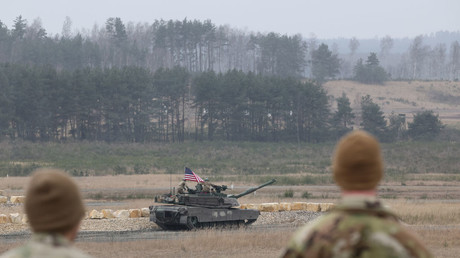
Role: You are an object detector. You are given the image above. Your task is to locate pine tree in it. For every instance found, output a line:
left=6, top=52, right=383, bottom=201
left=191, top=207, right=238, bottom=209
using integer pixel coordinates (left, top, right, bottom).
left=311, top=43, right=340, bottom=84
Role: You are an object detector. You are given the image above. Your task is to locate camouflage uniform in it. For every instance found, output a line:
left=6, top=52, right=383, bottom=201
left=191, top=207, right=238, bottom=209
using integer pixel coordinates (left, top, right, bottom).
left=195, top=183, right=203, bottom=192
left=201, top=181, right=213, bottom=193
left=177, top=180, right=189, bottom=194
left=0, top=233, right=92, bottom=258
left=282, top=195, right=432, bottom=258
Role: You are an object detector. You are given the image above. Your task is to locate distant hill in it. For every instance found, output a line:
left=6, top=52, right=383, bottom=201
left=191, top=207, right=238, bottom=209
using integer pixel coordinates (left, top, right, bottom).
left=324, top=80, right=460, bottom=127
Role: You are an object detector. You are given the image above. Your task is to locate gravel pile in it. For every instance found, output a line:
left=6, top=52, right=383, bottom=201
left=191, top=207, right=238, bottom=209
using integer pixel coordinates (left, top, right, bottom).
left=1, top=211, right=323, bottom=235
left=0, top=223, right=29, bottom=235
left=80, top=217, right=157, bottom=232
left=255, top=211, right=322, bottom=226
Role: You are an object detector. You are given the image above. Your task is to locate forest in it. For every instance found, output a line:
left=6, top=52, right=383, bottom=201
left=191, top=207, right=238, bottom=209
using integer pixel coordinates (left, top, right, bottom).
left=0, top=16, right=455, bottom=143
left=0, top=16, right=459, bottom=80
left=0, top=64, right=329, bottom=142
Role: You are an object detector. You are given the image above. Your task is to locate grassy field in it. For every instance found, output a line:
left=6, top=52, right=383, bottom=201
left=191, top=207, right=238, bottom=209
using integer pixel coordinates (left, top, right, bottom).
left=1, top=226, right=458, bottom=258
left=1, top=139, right=459, bottom=256
left=2, top=172, right=460, bottom=257
left=0, top=140, right=460, bottom=182
left=2, top=195, right=459, bottom=257
left=71, top=225, right=459, bottom=258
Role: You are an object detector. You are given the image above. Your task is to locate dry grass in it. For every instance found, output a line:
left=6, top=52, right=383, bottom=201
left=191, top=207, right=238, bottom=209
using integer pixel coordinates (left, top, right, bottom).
left=388, top=201, right=460, bottom=225
left=2, top=174, right=460, bottom=257
left=75, top=229, right=293, bottom=258
left=3, top=174, right=460, bottom=214
left=74, top=226, right=460, bottom=258
left=412, top=227, right=460, bottom=258
left=1, top=226, right=458, bottom=258
left=73, top=202, right=460, bottom=258
left=77, top=174, right=187, bottom=190
left=0, top=174, right=192, bottom=196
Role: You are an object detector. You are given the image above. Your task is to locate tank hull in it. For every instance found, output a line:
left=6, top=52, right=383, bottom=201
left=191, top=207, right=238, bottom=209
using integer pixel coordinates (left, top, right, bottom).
left=150, top=205, right=259, bottom=230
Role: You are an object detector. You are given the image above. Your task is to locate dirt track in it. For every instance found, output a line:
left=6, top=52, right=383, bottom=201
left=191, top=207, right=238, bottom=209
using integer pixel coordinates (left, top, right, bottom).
left=0, top=210, right=322, bottom=242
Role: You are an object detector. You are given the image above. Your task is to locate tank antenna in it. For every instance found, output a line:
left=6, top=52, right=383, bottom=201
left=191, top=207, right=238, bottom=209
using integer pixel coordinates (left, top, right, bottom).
left=169, top=169, right=172, bottom=195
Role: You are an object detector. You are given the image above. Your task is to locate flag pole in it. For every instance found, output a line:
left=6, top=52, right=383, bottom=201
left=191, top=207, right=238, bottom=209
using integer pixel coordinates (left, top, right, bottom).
left=169, top=169, right=172, bottom=195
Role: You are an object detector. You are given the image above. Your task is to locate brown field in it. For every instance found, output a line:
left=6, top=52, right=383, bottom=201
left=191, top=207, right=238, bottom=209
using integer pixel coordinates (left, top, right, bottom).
left=324, top=80, right=460, bottom=127
left=2, top=174, right=460, bottom=257
left=1, top=225, right=459, bottom=258
left=73, top=226, right=460, bottom=258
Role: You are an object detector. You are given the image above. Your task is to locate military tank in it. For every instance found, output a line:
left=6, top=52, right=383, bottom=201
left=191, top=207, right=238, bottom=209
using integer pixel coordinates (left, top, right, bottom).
left=149, top=179, right=276, bottom=230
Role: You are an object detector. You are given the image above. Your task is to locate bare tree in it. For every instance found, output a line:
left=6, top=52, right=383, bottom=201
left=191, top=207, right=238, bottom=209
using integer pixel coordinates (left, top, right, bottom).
left=307, top=33, right=318, bottom=52
left=25, top=18, right=46, bottom=39
left=409, top=35, right=430, bottom=79
left=379, top=35, right=393, bottom=59
left=305, top=33, right=318, bottom=77
left=428, top=44, right=446, bottom=79
left=61, top=16, right=72, bottom=38
left=348, top=37, right=360, bottom=57
left=450, top=41, right=460, bottom=80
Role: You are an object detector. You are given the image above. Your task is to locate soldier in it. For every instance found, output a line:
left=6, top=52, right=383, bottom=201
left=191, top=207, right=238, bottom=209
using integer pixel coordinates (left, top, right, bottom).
left=212, top=184, right=227, bottom=193
left=195, top=183, right=203, bottom=193
left=177, top=179, right=189, bottom=194
left=201, top=178, right=214, bottom=193
left=0, top=169, right=92, bottom=258
left=282, top=130, right=432, bottom=258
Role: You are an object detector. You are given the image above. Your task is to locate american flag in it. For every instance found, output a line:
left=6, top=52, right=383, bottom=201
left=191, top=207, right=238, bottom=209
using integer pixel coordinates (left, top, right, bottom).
left=184, top=167, right=204, bottom=182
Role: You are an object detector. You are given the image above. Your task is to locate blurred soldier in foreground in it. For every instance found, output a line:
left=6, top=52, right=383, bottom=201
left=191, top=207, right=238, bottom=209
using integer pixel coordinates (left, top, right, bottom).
left=0, top=169, right=92, bottom=258
left=282, top=130, right=432, bottom=258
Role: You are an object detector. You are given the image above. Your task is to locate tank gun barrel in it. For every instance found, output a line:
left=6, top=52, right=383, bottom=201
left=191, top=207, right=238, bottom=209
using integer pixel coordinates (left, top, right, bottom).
left=228, top=179, right=276, bottom=199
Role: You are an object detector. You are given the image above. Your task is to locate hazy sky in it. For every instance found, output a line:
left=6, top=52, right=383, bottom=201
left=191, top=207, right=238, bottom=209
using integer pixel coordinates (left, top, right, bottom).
left=1, top=0, right=459, bottom=39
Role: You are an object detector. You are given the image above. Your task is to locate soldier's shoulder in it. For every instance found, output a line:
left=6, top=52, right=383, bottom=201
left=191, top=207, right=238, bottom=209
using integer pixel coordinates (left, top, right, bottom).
left=283, top=210, right=432, bottom=258
left=0, top=243, right=92, bottom=258
left=0, top=243, right=32, bottom=258
left=376, top=223, right=433, bottom=257
left=285, top=212, right=338, bottom=251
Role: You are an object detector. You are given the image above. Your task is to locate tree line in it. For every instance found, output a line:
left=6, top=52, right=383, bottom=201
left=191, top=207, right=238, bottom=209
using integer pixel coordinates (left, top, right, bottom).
left=0, top=16, right=306, bottom=78
left=0, top=64, right=443, bottom=143
left=0, top=16, right=459, bottom=81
